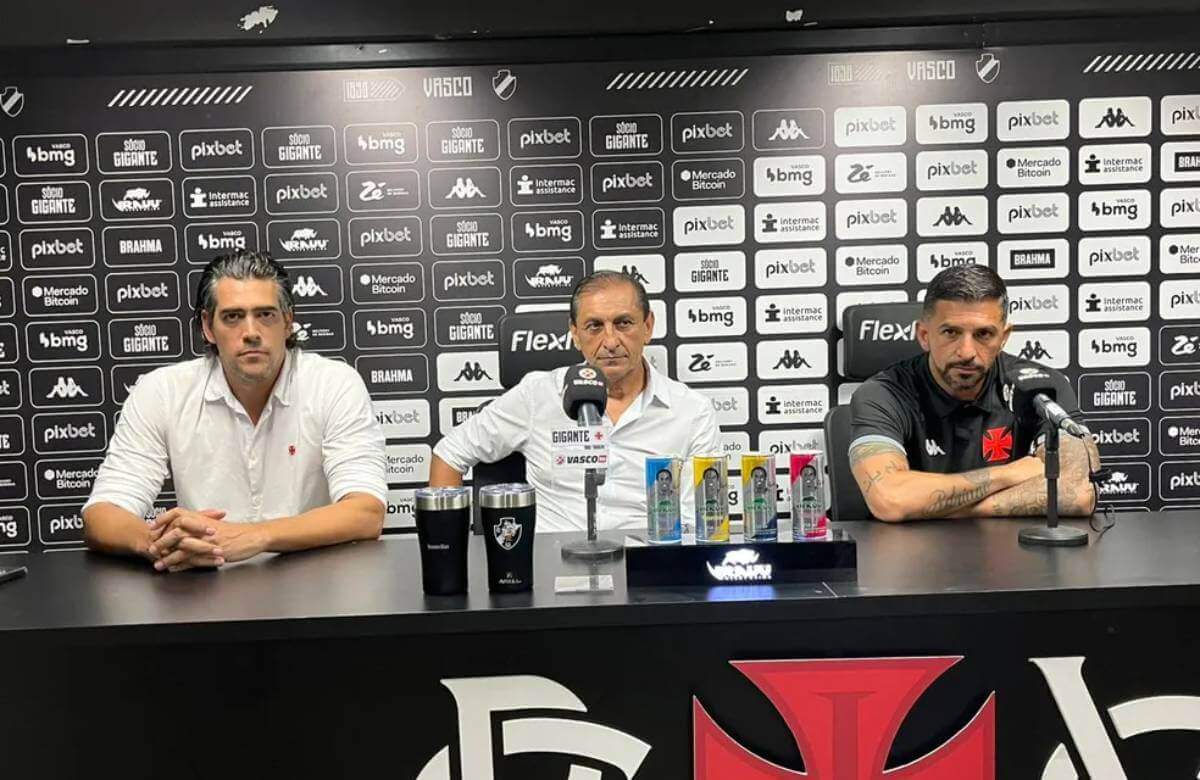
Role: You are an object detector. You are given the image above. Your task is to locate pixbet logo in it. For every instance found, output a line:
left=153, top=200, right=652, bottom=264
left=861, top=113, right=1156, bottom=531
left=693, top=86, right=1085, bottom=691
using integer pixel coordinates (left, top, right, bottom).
left=683, top=215, right=737, bottom=235
left=601, top=171, right=655, bottom=194
left=763, top=257, right=818, bottom=278
left=41, top=421, right=96, bottom=443
left=519, top=127, right=572, bottom=150
left=1009, top=202, right=1061, bottom=222
left=846, top=208, right=898, bottom=226
left=442, top=270, right=496, bottom=291
left=681, top=122, right=734, bottom=144
left=1008, top=108, right=1061, bottom=131
left=190, top=139, right=244, bottom=160
left=274, top=181, right=329, bottom=205
left=116, top=281, right=169, bottom=304
left=29, top=237, right=85, bottom=261
left=360, top=226, right=412, bottom=245
left=845, top=117, right=897, bottom=135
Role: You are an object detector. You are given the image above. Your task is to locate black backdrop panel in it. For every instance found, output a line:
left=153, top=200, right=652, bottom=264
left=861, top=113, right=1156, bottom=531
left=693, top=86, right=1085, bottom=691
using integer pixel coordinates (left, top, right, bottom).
left=1, top=37, right=1198, bottom=547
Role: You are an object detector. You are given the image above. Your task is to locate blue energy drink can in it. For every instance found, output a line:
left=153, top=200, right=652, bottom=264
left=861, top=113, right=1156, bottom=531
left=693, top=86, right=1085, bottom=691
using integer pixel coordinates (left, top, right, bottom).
left=645, top=456, right=683, bottom=544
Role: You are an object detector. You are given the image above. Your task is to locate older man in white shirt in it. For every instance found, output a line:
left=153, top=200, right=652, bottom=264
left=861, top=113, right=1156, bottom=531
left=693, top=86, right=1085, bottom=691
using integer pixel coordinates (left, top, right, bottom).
left=82, top=252, right=387, bottom=572
left=430, top=271, right=722, bottom=531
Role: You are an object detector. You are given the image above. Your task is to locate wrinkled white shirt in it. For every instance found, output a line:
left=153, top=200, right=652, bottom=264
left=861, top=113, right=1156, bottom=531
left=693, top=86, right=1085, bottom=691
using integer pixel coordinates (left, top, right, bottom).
left=84, top=350, right=387, bottom=522
left=434, top=363, right=722, bottom=532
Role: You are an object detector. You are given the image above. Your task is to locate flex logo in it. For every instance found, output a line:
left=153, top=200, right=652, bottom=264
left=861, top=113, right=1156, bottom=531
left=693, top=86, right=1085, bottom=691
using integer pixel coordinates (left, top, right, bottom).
left=694, top=656, right=995, bottom=779
left=416, top=675, right=651, bottom=780
left=1034, top=656, right=1200, bottom=779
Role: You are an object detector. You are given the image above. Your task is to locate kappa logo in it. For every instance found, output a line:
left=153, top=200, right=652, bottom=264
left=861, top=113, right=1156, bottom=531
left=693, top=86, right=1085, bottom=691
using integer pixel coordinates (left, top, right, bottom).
left=1095, top=107, right=1136, bottom=129
left=1018, top=340, right=1054, bottom=361
left=933, top=205, right=973, bottom=227
left=291, top=275, right=326, bottom=298
left=768, top=119, right=810, bottom=142
left=416, top=675, right=650, bottom=780
left=46, top=377, right=87, bottom=400
left=694, top=656, right=995, bottom=779
left=455, top=362, right=493, bottom=382
left=773, top=350, right=811, bottom=370
left=444, top=177, right=487, bottom=200
left=925, top=439, right=946, bottom=456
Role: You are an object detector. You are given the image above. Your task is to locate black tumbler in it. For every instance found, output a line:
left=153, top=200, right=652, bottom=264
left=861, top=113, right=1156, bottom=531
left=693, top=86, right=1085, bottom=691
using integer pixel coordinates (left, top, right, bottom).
left=414, top=486, right=471, bottom=595
left=479, top=482, right=537, bottom=592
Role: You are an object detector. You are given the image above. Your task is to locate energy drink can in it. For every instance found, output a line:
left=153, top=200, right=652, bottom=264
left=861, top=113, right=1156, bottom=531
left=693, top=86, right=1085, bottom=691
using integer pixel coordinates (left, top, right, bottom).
left=645, top=456, right=683, bottom=544
left=693, top=454, right=730, bottom=543
left=740, top=453, right=778, bottom=542
left=790, top=451, right=828, bottom=540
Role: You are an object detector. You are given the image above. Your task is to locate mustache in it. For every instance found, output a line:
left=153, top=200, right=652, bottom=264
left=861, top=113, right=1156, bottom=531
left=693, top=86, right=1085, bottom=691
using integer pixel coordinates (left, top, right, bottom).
left=948, top=360, right=982, bottom=370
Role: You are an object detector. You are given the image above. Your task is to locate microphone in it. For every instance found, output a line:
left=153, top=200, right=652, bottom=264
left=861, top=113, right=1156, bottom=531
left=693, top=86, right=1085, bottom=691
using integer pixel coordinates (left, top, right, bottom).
left=1010, top=367, right=1090, bottom=438
left=561, top=364, right=608, bottom=428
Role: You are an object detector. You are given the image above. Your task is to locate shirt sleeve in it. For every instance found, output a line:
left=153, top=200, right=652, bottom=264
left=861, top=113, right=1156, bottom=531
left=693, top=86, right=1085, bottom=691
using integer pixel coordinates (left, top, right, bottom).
left=321, top=367, right=388, bottom=505
left=82, top=371, right=171, bottom=519
left=848, top=379, right=910, bottom=455
left=432, top=375, right=534, bottom=474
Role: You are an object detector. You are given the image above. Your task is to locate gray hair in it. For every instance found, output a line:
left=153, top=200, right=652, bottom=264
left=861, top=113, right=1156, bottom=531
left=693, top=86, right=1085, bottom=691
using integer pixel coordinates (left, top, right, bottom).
left=569, top=270, right=650, bottom=324
left=922, top=264, right=1009, bottom=322
left=193, top=251, right=296, bottom=355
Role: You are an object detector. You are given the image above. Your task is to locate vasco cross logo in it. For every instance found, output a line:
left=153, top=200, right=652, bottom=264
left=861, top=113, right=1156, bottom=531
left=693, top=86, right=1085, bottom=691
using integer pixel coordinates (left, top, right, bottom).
left=694, top=656, right=995, bottom=779
left=982, top=426, right=1013, bottom=462
left=493, top=516, right=521, bottom=550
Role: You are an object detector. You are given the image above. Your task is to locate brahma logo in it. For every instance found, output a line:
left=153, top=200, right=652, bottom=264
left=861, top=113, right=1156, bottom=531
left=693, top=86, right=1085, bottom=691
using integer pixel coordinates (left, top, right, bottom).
left=706, top=548, right=772, bottom=582
left=695, top=656, right=995, bottom=779
left=416, top=675, right=650, bottom=780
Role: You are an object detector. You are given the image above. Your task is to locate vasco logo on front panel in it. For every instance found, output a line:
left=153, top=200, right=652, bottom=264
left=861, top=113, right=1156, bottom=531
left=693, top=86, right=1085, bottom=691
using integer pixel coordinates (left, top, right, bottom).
left=32, top=411, right=107, bottom=455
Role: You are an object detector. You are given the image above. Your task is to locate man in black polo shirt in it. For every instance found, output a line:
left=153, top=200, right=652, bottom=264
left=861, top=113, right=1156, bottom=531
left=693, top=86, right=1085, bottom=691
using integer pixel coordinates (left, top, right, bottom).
left=849, top=265, right=1100, bottom=521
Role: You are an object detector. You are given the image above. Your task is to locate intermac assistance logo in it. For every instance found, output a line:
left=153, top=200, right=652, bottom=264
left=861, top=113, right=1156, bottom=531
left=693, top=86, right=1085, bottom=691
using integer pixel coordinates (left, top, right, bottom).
left=416, top=675, right=650, bottom=779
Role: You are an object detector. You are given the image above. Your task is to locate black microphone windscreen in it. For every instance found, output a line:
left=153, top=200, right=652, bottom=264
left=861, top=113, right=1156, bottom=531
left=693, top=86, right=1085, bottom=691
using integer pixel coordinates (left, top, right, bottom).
left=1009, top=366, right=1059, bottom=417
left=561, top=364, right=608, bottom=420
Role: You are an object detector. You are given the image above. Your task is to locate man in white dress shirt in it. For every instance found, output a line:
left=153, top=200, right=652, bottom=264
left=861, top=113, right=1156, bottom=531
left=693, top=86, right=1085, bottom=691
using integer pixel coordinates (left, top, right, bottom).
left=430, top=271, right=722, bottom=532
left=82, top=252, right=387, bottom=572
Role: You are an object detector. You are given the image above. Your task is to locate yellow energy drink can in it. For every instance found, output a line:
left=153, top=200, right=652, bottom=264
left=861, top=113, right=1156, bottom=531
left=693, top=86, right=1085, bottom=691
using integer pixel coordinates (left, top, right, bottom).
left=693, top=454, right=729, bottom=543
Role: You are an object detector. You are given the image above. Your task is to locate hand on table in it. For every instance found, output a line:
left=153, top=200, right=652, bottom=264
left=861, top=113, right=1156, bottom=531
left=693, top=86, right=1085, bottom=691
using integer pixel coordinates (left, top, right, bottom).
left=147, top=508, right=241, bottom=573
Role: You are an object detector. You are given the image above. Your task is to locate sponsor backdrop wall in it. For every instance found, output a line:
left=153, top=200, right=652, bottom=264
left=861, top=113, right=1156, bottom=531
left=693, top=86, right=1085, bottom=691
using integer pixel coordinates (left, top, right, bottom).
left=0, top=37, right=1197, bottom=550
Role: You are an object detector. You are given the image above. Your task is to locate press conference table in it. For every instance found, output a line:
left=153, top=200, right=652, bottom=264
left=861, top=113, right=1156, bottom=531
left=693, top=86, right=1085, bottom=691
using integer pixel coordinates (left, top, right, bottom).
left=1, top=514, right=1197, bottom=778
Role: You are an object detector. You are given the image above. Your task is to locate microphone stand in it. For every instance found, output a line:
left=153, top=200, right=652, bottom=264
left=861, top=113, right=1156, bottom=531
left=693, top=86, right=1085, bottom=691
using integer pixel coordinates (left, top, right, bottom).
left=1019, top=420, right=1089, bottom=546
left=562, top=405, right=623, bottom=560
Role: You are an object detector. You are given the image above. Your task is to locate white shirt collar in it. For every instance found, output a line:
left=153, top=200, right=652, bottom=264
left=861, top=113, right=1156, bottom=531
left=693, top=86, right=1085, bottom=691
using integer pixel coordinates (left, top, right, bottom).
left=203, top=349, right=296, bottom=409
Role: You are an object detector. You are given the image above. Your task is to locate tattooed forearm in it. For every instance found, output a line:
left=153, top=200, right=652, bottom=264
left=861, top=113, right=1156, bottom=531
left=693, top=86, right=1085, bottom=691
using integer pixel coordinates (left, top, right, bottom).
left=923, top=469, right=992, bottom=516
left=849, top=442, right=905, bottom=468
left=859, top=459, right=902, bottom=496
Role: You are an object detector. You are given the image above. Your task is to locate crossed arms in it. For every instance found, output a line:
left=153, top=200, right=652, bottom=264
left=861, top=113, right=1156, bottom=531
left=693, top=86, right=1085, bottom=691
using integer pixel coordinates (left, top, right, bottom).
left=849, top=436, right=1099, bottom=522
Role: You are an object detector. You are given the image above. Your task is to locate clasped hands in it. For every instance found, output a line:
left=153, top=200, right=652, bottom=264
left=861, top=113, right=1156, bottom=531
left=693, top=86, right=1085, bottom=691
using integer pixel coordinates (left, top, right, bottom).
left=144, top=508, right=268, bottom=573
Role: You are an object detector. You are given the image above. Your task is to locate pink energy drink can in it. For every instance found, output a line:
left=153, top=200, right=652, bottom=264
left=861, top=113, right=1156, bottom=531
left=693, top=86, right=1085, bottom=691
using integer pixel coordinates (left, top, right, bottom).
left=789, top=451, right=828, bottom=540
